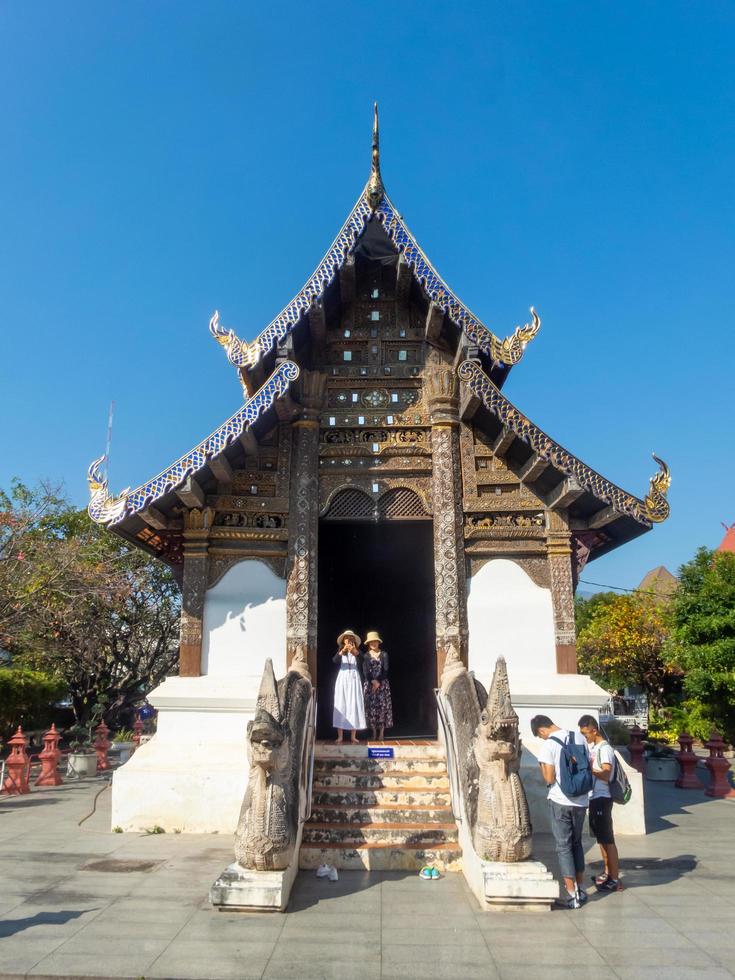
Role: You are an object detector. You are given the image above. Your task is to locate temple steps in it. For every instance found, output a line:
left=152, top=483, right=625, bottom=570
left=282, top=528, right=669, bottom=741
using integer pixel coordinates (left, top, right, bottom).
left=299, top=841, right=462, bottom=873
left=300, top=741, right=461, bottom=872
left=311, top=787, right=451, bottom=808
left=310, top=803, right=454, bottom=824
left=311, top=773, right=449, bottom=791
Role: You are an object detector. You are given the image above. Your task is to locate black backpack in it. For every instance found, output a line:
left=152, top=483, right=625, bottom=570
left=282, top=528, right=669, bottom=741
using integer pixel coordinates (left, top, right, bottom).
left=608, top=747, right=633, bottom=805
left=549, top=732, right=594, bottom=797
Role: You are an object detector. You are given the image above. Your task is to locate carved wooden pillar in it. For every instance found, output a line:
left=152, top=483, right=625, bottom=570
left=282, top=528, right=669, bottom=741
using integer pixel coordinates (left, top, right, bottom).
left=285, top=371, right=326, bottom=682
left=179, top=508, right=212, bottom=677
left=547, top=511, right=577, bottom=674
left=426, top=361, right=469, bottom=682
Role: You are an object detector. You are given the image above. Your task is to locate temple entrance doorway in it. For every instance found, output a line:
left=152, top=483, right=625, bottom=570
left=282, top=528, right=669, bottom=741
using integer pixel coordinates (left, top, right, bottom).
left=316, top=519, right=437, bottom=740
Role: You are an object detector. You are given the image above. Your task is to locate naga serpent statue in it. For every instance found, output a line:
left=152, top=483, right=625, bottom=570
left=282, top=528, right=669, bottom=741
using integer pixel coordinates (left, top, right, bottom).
left=234, top=654, right=312, bottom=872
left=440, top=647, right=532, bottom=864
left=472, top=657, right=532, bottom=863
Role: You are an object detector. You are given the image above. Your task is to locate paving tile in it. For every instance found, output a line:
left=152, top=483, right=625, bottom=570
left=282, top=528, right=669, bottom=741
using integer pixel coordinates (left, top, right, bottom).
left=380, top=943, right=499, bottom=980
left=148, top=955, right=271, bottom=980
left=268, top=939, right=379, bottom=963
left=263, top=961, right=381, bottom=980
left=612, top=969, right=733, bottom=980
left=27, top=950, right=161, bottom=977
left=382, top=924, right=486, bottom=946
left=599, top=947, right=721, bottom=967
left=498, top=969, right=619, bottom=980
left=489, top=943, right=606, bottom=966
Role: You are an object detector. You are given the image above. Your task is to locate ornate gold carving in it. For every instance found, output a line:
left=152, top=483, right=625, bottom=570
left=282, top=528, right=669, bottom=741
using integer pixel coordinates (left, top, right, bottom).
left=209, top=310, right=260, bottom=370
left=366, top=102, right=384, bottom=211
left=643, top=454, right=671, bottom=523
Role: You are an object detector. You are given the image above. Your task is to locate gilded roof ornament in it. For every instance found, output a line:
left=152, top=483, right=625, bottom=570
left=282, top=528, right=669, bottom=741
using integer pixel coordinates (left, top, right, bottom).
left=209, top=310, right=260, bottom=369
left=87, top=456, right=129, bottom=526
left=86, top=361, right=300, bottom=527
left=643, top=454, right=671, bottom=523
left=457, top=359, right=671, bottom=527
left=366, top=102, right=384, bottom=211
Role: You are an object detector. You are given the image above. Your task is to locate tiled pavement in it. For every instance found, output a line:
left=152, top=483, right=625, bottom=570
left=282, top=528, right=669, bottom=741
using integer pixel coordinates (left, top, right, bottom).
left=0, top=775, right=734, bottom=979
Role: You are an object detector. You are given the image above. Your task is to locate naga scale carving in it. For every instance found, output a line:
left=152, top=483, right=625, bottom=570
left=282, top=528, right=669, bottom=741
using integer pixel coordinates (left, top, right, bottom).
left=234, top=658, right=313, bottom=872
left=440, top=651, right=532, bottom=864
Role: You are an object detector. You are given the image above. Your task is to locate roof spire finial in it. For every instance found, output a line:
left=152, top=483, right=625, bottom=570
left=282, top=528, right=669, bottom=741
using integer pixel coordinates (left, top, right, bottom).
left=366, top=101, right=384, bottom=211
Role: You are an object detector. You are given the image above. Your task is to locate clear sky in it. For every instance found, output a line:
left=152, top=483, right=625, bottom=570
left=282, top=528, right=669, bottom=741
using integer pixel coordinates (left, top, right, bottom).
left=1, top=2, right=733, bottom=591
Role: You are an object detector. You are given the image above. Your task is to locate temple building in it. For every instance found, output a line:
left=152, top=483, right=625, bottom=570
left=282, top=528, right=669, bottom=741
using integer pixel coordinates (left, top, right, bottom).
left=88, top=107, right=670, bottom=836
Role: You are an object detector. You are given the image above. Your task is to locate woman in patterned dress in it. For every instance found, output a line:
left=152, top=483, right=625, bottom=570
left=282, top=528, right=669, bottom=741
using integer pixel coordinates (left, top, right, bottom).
left=362, top=631, right=393, bottom=741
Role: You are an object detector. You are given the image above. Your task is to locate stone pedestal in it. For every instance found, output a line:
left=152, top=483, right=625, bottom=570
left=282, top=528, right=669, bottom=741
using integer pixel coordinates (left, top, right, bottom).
left=210, top=859, right=300, bottom=913
left=483, top=860, right=558, bottom=911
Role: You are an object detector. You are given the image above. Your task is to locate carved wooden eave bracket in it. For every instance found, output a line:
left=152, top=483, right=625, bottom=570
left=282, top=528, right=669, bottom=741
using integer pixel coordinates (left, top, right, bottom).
left=456, top=359, right=671, bottom=527
left=87, top=360, right=300, bottom=528
left=206, top=107, right=541, bottom=384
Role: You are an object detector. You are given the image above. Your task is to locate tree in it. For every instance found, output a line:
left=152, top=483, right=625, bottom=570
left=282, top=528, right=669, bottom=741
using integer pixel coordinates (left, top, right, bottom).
left=577, top=592, right=677, bottom=709
left=575, top=591, right=617, bottom=636
left=2, top=481, right=181, bottom=728
left=669, top=547, right=735, bottom=742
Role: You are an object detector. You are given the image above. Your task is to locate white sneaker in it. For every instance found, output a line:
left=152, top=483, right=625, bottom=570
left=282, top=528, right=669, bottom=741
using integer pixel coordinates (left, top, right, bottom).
left=328, top=865, right=339, bottom=881
left=316, top=863, right=330, bottom=878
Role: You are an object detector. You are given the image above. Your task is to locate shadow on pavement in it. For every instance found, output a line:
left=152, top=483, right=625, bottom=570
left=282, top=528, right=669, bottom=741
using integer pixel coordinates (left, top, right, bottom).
left=0, top=907, right=97, bottom=937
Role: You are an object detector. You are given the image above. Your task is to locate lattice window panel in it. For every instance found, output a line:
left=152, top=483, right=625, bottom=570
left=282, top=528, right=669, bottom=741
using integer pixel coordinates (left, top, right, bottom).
left=378, top=487, right=427, bottom=520
left=323, top=488, right=374, bottom=520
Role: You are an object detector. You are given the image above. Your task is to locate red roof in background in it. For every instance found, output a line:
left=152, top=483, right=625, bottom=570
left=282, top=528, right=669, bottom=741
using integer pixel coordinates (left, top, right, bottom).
left=718, top=524, right=735, bottom=553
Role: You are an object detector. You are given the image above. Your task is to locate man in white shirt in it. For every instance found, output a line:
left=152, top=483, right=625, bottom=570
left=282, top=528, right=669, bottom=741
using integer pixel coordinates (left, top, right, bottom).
left=531, top=714, right=589, bottom=909
left=578, top=714, right=622, bottom=892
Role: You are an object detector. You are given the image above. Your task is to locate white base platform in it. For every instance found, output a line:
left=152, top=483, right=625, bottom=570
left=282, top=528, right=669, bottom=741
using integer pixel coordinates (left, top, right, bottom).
left=483, top=860, right=558, bottom=911
left=111, top=674, right=261, bottom=834
left=210, top=860, right=299, bottom=912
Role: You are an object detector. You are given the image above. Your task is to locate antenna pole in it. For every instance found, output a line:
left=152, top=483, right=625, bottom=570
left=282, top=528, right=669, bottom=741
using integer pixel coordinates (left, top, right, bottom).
left=105, top=401, right=115, bottom=480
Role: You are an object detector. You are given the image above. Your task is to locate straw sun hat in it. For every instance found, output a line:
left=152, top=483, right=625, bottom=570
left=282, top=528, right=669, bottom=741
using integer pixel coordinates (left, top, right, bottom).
left=337, top=629, right=362, bottom=647
left=364, top=631, right=383, bottom=645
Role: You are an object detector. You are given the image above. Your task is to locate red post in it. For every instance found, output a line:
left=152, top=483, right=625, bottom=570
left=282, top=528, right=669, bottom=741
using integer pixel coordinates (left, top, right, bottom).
left=93, top=721, right=111, bottom=772
left=675, top=731, right=703, bottom=789
left=2, top=726, right=31, bottom=795
left=628, top=724, right=645, bottom=773
left=132, top=716, right=144, bottom=751
left=35, top=724, right=63, bottom=787
left=704, top=730, right=735, bottom=798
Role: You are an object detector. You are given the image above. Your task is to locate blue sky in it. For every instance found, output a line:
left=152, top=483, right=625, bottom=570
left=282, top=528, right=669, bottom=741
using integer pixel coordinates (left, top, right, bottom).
left=1, top=2, right=733, bottom=590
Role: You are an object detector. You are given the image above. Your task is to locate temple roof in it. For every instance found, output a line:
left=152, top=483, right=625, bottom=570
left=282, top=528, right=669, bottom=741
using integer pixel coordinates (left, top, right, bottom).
left=86, top=106, right=670, bottom=567
left=209, top=104, right=540, bottom=388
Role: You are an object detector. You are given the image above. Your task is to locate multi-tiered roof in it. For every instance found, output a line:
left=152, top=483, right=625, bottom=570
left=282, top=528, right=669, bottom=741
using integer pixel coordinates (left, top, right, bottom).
left=88, top=105, right=669, bottom=564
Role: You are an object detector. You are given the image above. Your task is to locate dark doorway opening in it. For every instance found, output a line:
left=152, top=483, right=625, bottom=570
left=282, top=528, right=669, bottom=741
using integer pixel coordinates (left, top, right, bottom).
left=317, top=521, right=437, bottom=739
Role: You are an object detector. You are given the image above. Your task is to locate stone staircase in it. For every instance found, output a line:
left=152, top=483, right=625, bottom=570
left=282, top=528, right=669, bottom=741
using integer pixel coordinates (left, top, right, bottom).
left=299, top=740, right=462, bottom=872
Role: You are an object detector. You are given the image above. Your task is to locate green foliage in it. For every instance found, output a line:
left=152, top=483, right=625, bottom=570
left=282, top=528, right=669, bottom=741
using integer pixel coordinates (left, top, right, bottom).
left=577, top=591, right=677, bottom=708
left=668, top=547, right=735, bottom=742
left=649, top=700, right=714, bottom=744
left=1, top=480, right=180, bottom=727
left=112, top=729, right=135, bottom=743
left=575, top=592, right=617, bottom=636
left=0, top=667, right=66, bottom=737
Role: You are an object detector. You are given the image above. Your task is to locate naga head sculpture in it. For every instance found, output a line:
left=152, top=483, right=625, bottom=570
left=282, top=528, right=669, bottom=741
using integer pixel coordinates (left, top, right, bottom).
left=476, top=657, right=521, bottom=765
left=246, top=659, right=290, bottom=773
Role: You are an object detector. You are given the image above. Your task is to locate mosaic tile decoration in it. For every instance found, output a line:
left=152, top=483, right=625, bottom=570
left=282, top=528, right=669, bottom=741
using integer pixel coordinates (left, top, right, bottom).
left=88, top=360, right=300, bottom=526
left=210, top=186, right=539, bottom=371
left=457, top=359, right=670, bottom=525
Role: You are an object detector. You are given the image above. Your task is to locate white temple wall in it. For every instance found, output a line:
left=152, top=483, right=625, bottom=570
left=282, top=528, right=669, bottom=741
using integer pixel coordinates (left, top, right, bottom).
left=111, top=558, right=287, bottom=833
left=467, top=558, right=556, bottom=685
left=202, top=559, right=287, bottom=678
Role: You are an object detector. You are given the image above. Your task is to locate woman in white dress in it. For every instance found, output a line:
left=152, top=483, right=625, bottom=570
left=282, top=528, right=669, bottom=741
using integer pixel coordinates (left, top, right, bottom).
left=332, top=629, right=367, bottom=743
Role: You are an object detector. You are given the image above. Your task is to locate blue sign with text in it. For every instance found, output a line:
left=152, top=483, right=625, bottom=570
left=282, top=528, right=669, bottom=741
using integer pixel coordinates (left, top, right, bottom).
left=368, top=747, right=394, bottom=759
